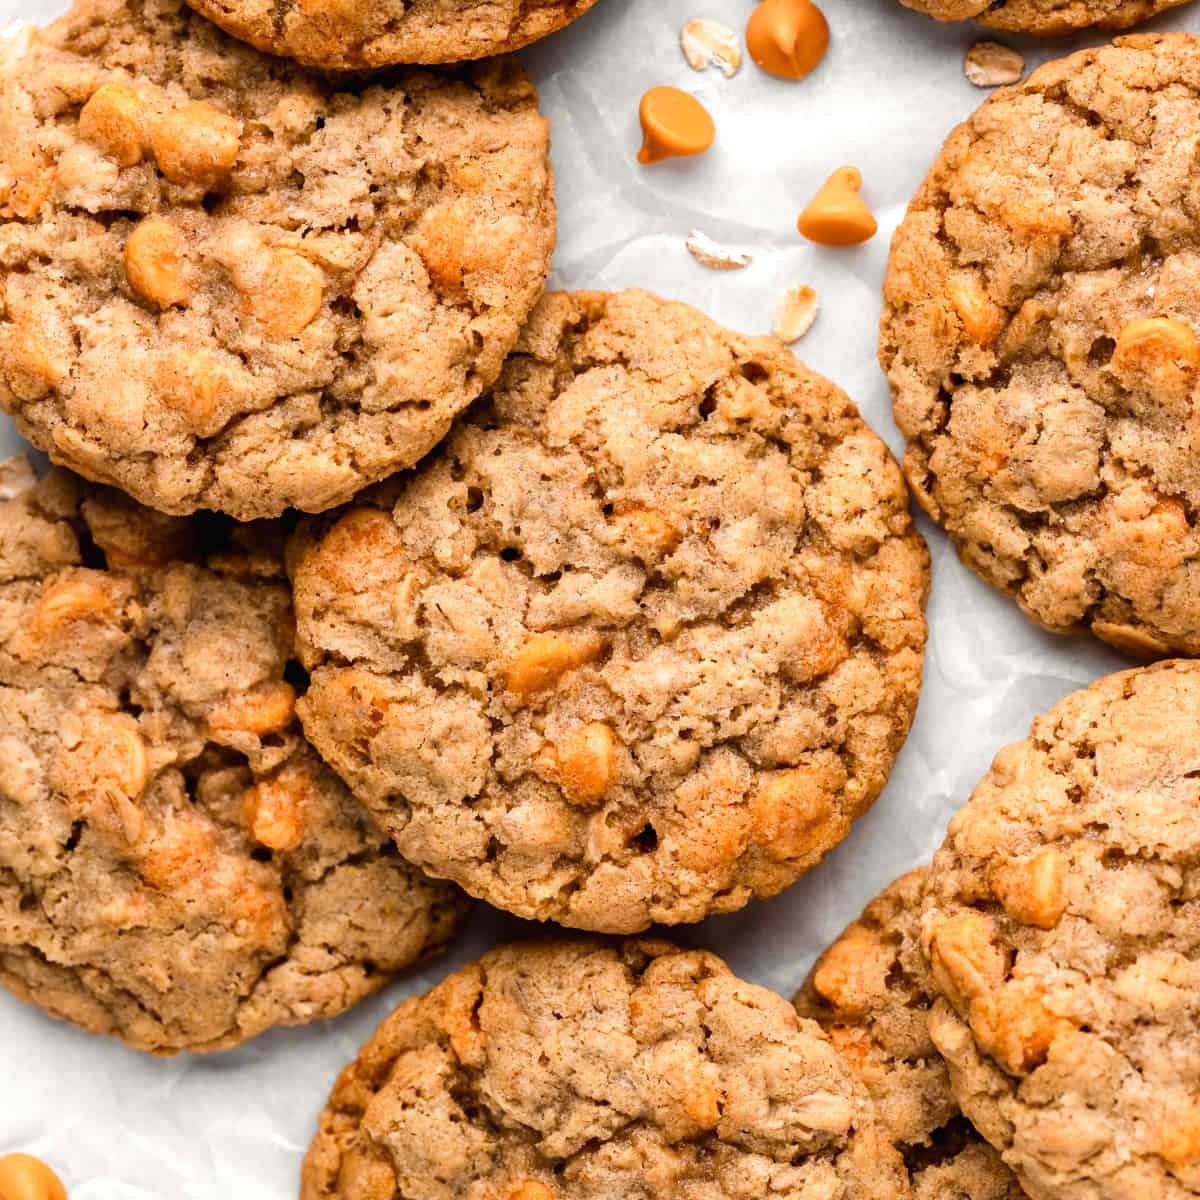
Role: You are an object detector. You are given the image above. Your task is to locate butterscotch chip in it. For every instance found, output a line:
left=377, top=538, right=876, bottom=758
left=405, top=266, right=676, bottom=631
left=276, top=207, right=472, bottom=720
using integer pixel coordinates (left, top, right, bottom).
left=301, top=940, right=911, bottom=1200
left=882, top=36, right=1200, bottom=656
left=922, top=662, right=1200, bottom=1200
left=795, top=871, right=1026, bottom=1199
left=291, top=289, right=929, bottom=933
left=185, top=0, right=605, bottom=68
left=0, top=466, right=467, bottom=1055
left=899, top=0, right=1189, bottom=33
left=0, top=0, right=554, bottom=520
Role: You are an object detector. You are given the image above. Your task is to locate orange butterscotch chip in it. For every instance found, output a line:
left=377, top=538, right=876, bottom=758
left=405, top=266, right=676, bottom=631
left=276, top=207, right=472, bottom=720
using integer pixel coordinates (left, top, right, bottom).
left=150, top=100, right=241, bottom=185
left=242, top=766, right=311, bottom=853
left=751, top=756, right=843, bottom=862
left=746, top=0, right=829, bottom=81
left=508, top=1182, right=556, bottom=1200
left=502, top=633, right=600, bottom=698
left=79, top=82, right=146, bottom=167
left=0, top=1153, right=68, bottom=1200
left=797, top=167, right=877, bottom=247
left=926, top=909, right=1007, bottom=1009
left=990, top=847, right=1067, bottom=930
left=637, top=87, right=715, bottom=165
left=948, top=273, right=1004, bottom=347
left=610, top=504, right=681, bottom=561
left=970, top=978, right=1076, bottom=1075
left=209, top=681, right=297, bottom=736
left=125, top=217, right=193, bottom=309
left=556, top=722, right=618, bottom=807
left=242, top=249, right=325, bottom=339
left=1158, top=1099, right=1200, bottom=1165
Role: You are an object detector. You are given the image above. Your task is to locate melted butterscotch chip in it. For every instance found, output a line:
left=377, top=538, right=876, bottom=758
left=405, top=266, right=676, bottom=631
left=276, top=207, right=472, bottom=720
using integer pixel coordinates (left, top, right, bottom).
left=291, top=289, right=928, bottom=933
left=0, top=466, right=467, bottom=1054
left=923, top=662, right=1200, bottom=1200
left=0, top=0, right=554, bottom=520
left=882, top=36, right=1200, bottom=656
left=302, top=940, right=911, bottom=1200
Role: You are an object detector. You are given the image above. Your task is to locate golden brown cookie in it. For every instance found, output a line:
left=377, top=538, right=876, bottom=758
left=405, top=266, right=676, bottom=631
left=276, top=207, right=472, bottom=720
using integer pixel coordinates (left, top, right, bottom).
left=882, top=34, right=1200, bottom=658
left=795, top=870, right=1027, bottom=1200
left=0, top=0, right=555, bottom=520
left=0, top=463, right=467, bottom=1055
left=185, top=0, right=605, bottom=68
left=899, top=0, right=1191, bottom=34
left=291, top=289, right=930, bottom=933
left=302, top=939, right=911, bottom=1200
left=922, top=661, right=1200, bottom=1200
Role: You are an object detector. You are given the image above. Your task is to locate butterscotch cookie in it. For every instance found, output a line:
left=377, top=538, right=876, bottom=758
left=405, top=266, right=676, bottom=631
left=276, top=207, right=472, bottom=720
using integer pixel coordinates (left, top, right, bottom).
left=302, top=938, right=911, bottom=1200
left=899, top=0, right=1190, bottom=34
left=882, top=35, right=1200, bottom=658
left=0, top=463, right=467, bottom=1055
left=185, top=0, right=605, bottom=69
left=795, top=870, right=1026, bottom=1200
left=0, top=0, right=554, bottom=521
left=921, top=661, right=1200, bottom=1200
left=291, top=289, right=930, bottom=933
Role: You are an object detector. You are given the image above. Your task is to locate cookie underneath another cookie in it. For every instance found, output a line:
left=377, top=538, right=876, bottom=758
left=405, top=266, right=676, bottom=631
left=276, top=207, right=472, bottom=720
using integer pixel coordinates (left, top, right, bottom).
left=291, top=288, right=929, bottom=933
left=0, top=465, right=467, bottom=1055
left=899, top=0, right=1191, bottom=35
left=302, top=939, right=911, bottom=1200
left=882, top=34, right=1200, bottom=658
left=185, top=0, right=605, bottom=68
left=922, top=661, right=1200, bottom=1200
left=795, top=870, right=1026, bottom=1200
left=0, top=0, right=555, bottom=520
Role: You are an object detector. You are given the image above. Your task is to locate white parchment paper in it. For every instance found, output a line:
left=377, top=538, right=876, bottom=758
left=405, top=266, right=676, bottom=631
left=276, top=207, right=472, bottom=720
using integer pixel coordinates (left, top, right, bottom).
left=1, top=0, right=1195, bottom=1194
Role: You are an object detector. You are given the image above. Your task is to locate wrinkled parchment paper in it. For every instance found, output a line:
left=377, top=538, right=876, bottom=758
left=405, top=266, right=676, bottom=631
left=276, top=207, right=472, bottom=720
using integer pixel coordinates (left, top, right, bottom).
left=2, top=0, right=1196, bottom=1193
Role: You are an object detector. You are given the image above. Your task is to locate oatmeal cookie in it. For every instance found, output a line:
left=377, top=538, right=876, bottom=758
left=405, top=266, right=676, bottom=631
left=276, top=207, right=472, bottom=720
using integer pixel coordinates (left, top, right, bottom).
left=0, top=0, right=555, bottom=520
left=881, top=34, right=1200, bottom=658
left=185, top=0, right=605, bottom=69
left=899, top=0, right=1190, bottom=35
left=0, top=463, right=467, bottom=1055
left=291, top=289, right=929, bottom=933
left=795, top=870, right=1026, bottom=1200
left=922, top=661, right=1200, bottom=1200
left=302, top=938, right=910, bottom=1200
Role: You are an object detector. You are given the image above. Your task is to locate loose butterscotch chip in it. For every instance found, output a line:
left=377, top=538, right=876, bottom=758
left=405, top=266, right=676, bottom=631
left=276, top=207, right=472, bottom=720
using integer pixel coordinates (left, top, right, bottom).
left=0, top=0, right=554, bottom=520
left=301, top=940, right=911, bottom=1200
left=637, top=87, right=715, bottom=164
left=0, top=1154, right=67, bottom=1200
left=798, top=167, right=877, bottom=246
left=0, top=467, right=467, bottom=1054
left=745, top=0, right=829, bottom=80
left=923, top=662, right=1200, bottom=1200
left=291, top=289, right=928, bottom=933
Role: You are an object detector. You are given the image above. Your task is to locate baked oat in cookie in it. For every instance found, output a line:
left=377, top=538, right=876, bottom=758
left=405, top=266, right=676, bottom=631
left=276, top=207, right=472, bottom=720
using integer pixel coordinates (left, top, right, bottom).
left=795, top=870, right=1026, bottom=1200
left=882, top=35, right=1200, bottom=658
left=291, top=289, right=930, bottom=934
left=0, top=0, right=555, bottom=521
left=185, top=0, right=605, bottom=69
left=0, top=463, right=467, bottom=1055
left=302, top=938, right=911, bottom=1200
left=899, top=0, right=1191, bottom=35
left=921, top=661, right=1200, bottom=1200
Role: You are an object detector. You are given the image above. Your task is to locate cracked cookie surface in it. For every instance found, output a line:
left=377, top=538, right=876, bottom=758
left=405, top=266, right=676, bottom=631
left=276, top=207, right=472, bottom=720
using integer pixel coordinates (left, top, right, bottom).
left=291, top=289, right=929, bottom=933
left=881, top=35, right=1200, bottom=657
left=0, top=0, right=555, bottom=520
left=921, top=661, right=1200, bottom=1200
left=795, top=870, right=1026, bottom=1200
left=302, top=938, right=911, bottom=1200
left=0, top=463, right=467, bottom=1055
left=899, top=0, right=1190, bottom=35
left=185, top=0, right=605, bottom=68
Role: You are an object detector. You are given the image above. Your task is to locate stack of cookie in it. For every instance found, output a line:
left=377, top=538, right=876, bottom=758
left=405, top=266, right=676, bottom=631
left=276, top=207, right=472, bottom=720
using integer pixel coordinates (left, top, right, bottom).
left=1, top=1, right=1199, bottom=1199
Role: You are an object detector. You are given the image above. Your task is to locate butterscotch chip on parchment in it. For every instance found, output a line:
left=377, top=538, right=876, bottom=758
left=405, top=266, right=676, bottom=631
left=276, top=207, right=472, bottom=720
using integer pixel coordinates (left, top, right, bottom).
left=0, top=0, right=554, bottom=520
left=922, top=661, right=1200, bottom=1200
left=899, top=0, right=1190, bottom=34
left=186, top=0, right=605, bottom=68
left=882, top=35, right=1200, bottom=657
left=301, top=939, right=911, bottom=1200
left=291, top=289, right=929, bottom=933
left=0, top=466, right=467, bottom=1055
left=795, top=870, right=1026, bottom=1200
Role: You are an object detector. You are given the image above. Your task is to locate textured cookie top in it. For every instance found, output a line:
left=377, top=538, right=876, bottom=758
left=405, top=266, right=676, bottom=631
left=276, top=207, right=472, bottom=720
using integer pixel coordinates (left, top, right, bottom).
left=185, top=0, right=604, bottom=68
left=795, top=870, right=1025, bottom=1200
left=899, top=0, right=1190, bottom=35
left=882, top=35, right=1200, bottom=658
left=302, top=939, right=910, bottom=1200
left=921, top=661, right=1200, bottom=1200
left=0, top=464, right=466, bottom=1055
left=291, top=289, right=929, bottom=933
left=0, top=0, right=554, bottom=520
